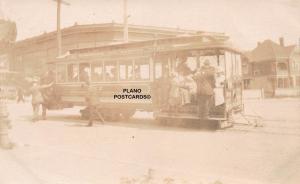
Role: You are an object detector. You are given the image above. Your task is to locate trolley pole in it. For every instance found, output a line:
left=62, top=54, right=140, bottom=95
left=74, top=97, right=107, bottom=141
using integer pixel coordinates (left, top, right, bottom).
left=57, top=0, right=62, bottom=56
left=123, top=0, right=129, bottom=43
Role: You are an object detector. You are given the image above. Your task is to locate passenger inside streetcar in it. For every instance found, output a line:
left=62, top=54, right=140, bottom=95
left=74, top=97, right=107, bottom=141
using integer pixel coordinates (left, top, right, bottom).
left=105, top=65, right=117, bottom=81
left=68, top=64, right=79, bottom=82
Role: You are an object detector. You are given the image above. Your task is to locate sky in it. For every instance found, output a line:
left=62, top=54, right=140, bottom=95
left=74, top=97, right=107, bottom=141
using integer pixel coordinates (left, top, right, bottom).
left=1, top=0, right=300, bottom=50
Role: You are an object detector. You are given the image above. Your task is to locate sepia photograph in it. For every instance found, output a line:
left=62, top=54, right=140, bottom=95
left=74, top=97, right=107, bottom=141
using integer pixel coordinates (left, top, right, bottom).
left=0, top=0, right=300, bottom=183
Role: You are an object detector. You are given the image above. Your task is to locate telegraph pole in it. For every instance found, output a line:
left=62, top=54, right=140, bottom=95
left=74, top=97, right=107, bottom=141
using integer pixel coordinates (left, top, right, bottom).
left=123, top=0, right=129, bottom=43
left=0, top=0, right=14, bottom=149
left=53, top=0, right=70, bottom=56
left=57, top=0, right=62, bottom=56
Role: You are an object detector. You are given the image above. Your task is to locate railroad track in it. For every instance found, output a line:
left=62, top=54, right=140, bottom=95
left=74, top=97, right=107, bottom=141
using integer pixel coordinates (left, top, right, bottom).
left=223, top=120, right=300, bottom=137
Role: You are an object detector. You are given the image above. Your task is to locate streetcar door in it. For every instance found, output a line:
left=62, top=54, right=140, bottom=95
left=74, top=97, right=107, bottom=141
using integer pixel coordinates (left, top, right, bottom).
left=224, top=51, right=243, bottom=112
left=153, top=55, right=170, bottom=107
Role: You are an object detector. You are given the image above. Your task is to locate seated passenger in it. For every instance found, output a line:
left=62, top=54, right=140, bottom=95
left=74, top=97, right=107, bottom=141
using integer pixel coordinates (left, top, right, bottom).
left=176, top=63, right=196, bottom=106
left=105, top=68, right=116, bottom=81
left=180, top=74, right=197, bottom=105
left=80, top=69, right=89, bottom=82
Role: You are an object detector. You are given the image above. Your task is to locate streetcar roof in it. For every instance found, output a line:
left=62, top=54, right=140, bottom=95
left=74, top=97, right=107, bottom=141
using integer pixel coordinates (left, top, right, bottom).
left=49, top=34, right=241, bottom=64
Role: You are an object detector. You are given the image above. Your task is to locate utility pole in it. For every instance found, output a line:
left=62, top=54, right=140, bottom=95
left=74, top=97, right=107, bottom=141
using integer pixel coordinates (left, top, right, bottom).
left=52, top=0, right=70, bottom=56
left=123, top=0, right=129, bottom=43
left=0, top=0, right=13, bottom=149
left=0, top=0, right=5, bottom=20
left=57, top=0, right=62, bottom=56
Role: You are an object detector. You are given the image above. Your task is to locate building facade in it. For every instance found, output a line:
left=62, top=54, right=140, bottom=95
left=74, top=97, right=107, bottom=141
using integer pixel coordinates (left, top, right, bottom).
left=0, top=19, right=17, bottom=72
left=9, top=23, right=223, bottom=77
left=242, top=38, right=300, bottom=97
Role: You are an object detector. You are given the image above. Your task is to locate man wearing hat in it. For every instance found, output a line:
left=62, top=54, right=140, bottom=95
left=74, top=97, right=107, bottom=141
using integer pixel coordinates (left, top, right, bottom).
left=84, top=81, right=104, bottom=126
left=30, top=80, right=53, bottom=122
left=193, top=60, right=216, bottom=118
left=40, top=70, right=55, bottom=120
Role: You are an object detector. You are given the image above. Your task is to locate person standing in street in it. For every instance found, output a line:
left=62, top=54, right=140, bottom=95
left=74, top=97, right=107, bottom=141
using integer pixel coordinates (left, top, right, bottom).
left=40, top=70, right=55, bottom=120
left=30, top=80, right=53, bottom=122
left=193, top=60, right=216, bottom=118
left=16, top=86, right=25, bottom=103
left=85, top=81, right=104, bottom=126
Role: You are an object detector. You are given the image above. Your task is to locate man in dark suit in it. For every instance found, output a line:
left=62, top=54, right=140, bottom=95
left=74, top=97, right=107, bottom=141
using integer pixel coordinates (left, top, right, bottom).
left=40, top=70, right=55, bottom=120
left=84, top=81, right=104, bottom=126
left=193, top=60, right=216, bottom=118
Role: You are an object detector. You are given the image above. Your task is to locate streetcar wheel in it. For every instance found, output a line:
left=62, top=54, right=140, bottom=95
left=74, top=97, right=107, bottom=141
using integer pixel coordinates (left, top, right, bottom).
left=217, top=120, right=233, bottom=129
left=218, top=112, right=234, bottom=129
left=121, top=109, right=136, bottom=120
left=110, top=111, right=121, bottom=121
left=100, top=108, right=121, bottom=122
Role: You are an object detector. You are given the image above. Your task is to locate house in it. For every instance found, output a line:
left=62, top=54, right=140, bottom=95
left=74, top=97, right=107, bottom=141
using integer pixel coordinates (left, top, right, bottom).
left=242, top=38, right=300, bottom=97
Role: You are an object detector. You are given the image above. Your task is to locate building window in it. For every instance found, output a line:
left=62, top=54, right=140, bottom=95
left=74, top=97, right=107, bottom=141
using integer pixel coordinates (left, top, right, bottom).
left=242, top=63, right=249, bottom=75
left=243, top=79, right=251, bottom=89
left=277, top=62, right=287, bottom=71
left=277, top=77, right=289, bottom=88
left=296, top=76, right=300, bottom=87
left=254, top=70, right=260, bottom=76
left=295, top=62, right=300, bottom=72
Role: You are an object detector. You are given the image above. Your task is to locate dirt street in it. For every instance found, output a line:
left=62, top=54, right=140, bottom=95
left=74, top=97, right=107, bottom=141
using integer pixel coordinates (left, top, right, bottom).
left=1, top=98, right=300, bottom=184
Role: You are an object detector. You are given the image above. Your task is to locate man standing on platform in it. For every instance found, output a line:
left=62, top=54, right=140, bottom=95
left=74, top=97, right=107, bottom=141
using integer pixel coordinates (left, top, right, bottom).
left=193, top=60, right=216, bottom=118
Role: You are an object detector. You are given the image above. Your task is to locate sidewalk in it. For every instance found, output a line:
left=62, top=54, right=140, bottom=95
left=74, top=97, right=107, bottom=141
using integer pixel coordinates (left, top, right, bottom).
left=0, top=150, right=42, bottom=184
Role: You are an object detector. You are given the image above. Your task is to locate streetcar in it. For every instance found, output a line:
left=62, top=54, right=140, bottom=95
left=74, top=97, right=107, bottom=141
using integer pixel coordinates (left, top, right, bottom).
left=47, top=34, right=243, bottom=128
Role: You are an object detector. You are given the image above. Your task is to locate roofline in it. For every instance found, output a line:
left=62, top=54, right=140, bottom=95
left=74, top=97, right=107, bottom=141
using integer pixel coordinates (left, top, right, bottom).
left=69, top=34, right=230, bottom=53
left=16, top=22, right=223, bottom=44
left=48, top=35, right=243, bottom=64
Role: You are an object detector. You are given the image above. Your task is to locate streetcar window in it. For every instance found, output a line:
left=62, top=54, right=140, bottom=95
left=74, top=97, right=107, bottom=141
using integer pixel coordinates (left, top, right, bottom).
left=236, top=54, right=242, bottom=76
left=105, top=61, right=117, bottom=81
left=134, top=60, right=150, bottom=80
left=119, top=65, right=126, bottom=80
left=186, top=57, right=197, bottom=71
left=91, top=61, right=103, bottom=82
left=218, top=54, right=225, bottom=68
left=67, top=64, right=79, bottom=82
left=154, top=62, right=162, bottom=79
left=79, top=63, right=91, bottom=82
left=56, top=64, right=67, bottom=83
left=231, top=53, right=236, bottom=77
left=154, top=56, right=169, bottom=79
left=119, top=61, right=133, bottom=80
left=225, top=51, right=233, bottom=79
left=199, top=55, right=218, bottom=68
